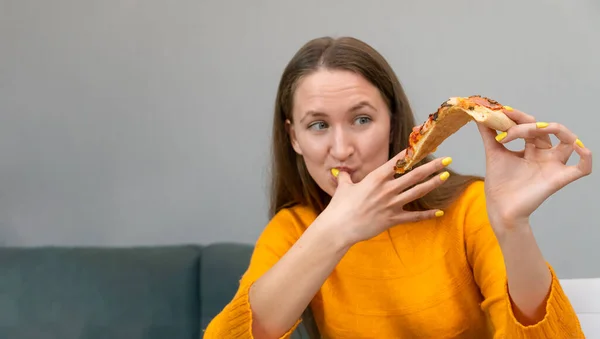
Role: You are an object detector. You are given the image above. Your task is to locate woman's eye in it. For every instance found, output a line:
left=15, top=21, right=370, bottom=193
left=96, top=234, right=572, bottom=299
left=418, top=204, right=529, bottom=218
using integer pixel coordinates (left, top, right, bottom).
left=355, top=116, right=372, bottom=125
left=308, top=121, right=327, bottom=130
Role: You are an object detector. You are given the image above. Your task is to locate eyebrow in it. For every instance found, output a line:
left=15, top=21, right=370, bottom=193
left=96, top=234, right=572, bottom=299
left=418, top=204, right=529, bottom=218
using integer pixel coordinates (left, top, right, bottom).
left=299, top=101, right=377, bottom=123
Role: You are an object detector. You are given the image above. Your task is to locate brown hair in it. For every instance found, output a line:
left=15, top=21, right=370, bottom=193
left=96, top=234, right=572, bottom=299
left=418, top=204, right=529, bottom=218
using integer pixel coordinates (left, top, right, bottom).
left=269, top=36, right=483, bottom=218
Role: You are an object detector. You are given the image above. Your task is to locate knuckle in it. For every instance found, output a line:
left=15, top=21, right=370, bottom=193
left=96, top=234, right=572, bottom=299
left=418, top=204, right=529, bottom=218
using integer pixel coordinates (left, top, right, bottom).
left=374, top=171, right=387, bottom=182
left=420, top=161, right=439, bottom=178
left=413, top=213, right=427, bottom=222
left=549, top=122, right=566, bottom=132
left=406, top=168, right=428, bottom=183
left=430, top=173, right=444, bottom=185
left=436, top=159, right=447, bottom=170
left=413, top=184, right=430, bottom=198
left=372, top=169, right=389, bottom=183
left=415, top=179, right=439, bottom=198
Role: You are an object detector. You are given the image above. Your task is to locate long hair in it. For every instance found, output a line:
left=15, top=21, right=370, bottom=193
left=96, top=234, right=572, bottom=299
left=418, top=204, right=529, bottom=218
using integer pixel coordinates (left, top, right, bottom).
left=269, top=36, right=482, bottom=219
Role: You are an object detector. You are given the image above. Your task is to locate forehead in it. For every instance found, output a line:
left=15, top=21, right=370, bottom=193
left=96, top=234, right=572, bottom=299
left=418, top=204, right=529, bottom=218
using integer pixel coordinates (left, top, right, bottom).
left=292, top=69, right=386, bottom=120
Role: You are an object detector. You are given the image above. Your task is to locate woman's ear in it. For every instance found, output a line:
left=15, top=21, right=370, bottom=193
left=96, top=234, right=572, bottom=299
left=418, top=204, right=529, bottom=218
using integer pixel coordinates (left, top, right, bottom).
left=285, top=119, right=303, bottom=155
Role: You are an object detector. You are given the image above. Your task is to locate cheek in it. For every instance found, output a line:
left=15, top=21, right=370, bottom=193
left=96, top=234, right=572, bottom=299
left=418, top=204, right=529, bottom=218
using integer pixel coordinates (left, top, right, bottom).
left=365, top=128, right=390, bottom=154
left=296, top=134, right=328, bottom=162
left=359, top=127, right=391, bottom=167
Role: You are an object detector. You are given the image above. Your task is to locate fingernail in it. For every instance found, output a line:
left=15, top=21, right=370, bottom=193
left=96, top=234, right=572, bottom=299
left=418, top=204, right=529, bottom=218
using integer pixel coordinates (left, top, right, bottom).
left=435, top=210, right=444, bottom=217
left=576, top=139, right=585, bottom=148
left=495, top=132, right=507, bottom=142
left=503, top=105, right=514, bottom=111
left=439, top=171, right=450, bottom=181
left=331, top=168, right=339, bottom=177
left=536, top=122, right=549, bottom=128
left=442, top=157, right=453, bottom=166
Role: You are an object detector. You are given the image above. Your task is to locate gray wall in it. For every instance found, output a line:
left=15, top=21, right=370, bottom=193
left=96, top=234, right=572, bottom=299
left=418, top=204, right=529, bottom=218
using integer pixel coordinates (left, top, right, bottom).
left=1, top=1, right=598, bottom=278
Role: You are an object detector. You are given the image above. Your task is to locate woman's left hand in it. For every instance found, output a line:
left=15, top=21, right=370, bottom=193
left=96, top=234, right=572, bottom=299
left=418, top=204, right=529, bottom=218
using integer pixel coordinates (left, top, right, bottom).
left=476, top=107, right=592, bottom=231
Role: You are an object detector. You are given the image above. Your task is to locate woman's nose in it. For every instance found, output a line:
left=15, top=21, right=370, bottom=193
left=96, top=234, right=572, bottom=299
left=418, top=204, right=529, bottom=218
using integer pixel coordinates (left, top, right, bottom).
left=330, top=129, right=354, bottom=161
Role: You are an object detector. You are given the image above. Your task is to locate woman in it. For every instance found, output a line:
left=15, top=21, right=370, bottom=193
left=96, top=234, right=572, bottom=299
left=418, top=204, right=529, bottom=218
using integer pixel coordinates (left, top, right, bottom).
left=204, top=36, right=592, bottom=338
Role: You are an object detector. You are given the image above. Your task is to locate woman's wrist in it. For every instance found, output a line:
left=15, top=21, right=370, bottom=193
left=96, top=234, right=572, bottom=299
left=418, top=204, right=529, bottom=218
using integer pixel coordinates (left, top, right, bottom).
left=313, top=208, right=357, bottom=253
left=489, top=212, right=531, bottom=239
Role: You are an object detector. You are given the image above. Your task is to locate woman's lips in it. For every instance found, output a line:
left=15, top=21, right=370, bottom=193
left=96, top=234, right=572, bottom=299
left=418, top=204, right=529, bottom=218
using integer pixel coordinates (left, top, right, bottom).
left=330, top=167, right=356, bottom=185
left=334, top=166, right=354, bottom=174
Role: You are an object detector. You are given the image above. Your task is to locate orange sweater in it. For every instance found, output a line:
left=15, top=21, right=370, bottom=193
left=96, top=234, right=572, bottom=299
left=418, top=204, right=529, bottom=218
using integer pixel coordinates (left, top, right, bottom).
left=204, top=181, right=584, bottom=338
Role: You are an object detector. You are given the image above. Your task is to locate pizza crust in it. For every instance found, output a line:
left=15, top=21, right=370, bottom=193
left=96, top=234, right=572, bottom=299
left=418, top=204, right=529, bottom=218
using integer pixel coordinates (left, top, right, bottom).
left=450, top=97, right=516, bottom=131
left=394, top=96, right=517, bottom=174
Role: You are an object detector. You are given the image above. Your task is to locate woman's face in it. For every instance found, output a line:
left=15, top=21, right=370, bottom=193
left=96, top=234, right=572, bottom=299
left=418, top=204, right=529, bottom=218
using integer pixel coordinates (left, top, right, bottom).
left=288, top=69, right=392, bottom=196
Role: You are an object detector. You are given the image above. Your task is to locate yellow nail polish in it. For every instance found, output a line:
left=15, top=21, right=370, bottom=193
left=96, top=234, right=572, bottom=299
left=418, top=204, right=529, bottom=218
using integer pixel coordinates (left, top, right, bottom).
left=435, top=210, right=444, bottom=217
left=439, top=171, right=450, bottom=181
left=503, top=105, right=514, bottom=111
left=495, top=132, right=507, bottom=142
left=576, top=139, right=585, bottom=148
left=442, top=157, right=453, bottom=166
left=536, top=122, right=549, bottom=128
left=331, top=168, right=339, bottom=177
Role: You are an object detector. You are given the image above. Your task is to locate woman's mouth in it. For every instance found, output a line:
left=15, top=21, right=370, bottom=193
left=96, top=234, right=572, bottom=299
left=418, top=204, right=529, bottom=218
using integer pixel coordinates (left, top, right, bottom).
left=335, top=167, right=354, bottom=175
left=330, top=167, right=355, bottom=184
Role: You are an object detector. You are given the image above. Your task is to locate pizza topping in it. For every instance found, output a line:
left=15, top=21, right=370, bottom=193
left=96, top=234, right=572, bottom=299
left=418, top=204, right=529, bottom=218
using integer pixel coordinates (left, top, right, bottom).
left=409, top=131, right=422, bottom=148
left=422, top=118, right=434, bottom=133
left=394, top=159, right=407, bottom=175
left=466, top=95, right=503, bottom=110
left=440, top=101, right=452, bottom=108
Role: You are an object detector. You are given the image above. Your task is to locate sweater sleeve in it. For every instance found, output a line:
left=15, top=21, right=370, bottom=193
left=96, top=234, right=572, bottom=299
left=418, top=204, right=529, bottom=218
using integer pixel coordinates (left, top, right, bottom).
left=462, top=182, right=585, bottom=339
left=203, top=208, right=306, bottom=338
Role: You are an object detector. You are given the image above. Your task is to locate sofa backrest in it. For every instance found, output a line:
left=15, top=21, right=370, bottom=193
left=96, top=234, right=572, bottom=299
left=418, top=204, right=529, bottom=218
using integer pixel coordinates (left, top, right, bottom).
left=198, top=242, right=254, bottom=329
left=199, top=242, right=315, bottom=338
left=0, top=245, right=203, bottom=339
left=0, top=243, right=314, bottom=339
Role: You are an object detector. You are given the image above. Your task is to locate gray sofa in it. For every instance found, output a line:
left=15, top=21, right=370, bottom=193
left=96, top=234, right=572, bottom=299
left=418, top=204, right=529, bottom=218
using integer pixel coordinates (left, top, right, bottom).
left=0, top=243, right=315, bottom=338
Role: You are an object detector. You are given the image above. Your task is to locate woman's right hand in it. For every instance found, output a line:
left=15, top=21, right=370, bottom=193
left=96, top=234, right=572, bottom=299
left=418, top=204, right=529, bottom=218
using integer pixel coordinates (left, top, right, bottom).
left=324, top=151, right=453, bottom=247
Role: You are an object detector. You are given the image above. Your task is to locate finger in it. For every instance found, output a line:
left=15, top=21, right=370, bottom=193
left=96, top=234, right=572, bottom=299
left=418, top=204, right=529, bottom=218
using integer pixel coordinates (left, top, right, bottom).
left=502, top=107, right=552, bottom=146
left=497, top=122, right=575, bottom=161
left=391, top=156, right=452, bottom=193
left=393, top=169, right=450, bottom=204
left=394, top=209, right=445, bottom=224
left=331, top=168, right=353, bottom=186
left=390, top=148, right=408, bottom=165
left=496, top=125, right=553, bottom=150
left=476, top=122, right=507, bottom=156
left=562, top=139, right=593, bottom=184
left=501, top=107, right=535, bottom=124
left=497, top=122, right=577, bottom=146
left=372, top=148, right=408, bottom=181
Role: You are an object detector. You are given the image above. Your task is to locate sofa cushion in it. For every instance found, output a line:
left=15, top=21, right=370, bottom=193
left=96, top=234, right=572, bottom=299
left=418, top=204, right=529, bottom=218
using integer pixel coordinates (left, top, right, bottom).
left=0, top=245, right=202, bottom=339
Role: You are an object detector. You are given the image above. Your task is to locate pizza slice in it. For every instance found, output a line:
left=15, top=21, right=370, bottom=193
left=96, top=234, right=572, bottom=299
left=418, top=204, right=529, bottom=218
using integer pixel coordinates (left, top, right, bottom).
left=394, top=95, right=517, bottom=175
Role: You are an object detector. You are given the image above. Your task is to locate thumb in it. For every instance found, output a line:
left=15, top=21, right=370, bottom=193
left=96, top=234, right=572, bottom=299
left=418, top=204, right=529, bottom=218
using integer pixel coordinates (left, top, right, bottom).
left=476, top=122, right=505, bottom=156
left=332, top=168, right=353, bottom=186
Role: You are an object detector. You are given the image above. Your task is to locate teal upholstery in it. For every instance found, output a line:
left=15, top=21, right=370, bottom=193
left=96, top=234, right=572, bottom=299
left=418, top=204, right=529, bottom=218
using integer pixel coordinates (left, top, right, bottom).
left=0, top=243, right=314, bottom=339
left=198, top=243, right=254, bottom=329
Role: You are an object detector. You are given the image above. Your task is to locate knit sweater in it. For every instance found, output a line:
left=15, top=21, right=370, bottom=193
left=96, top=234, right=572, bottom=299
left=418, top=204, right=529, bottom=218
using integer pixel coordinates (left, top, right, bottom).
left=203, top=181, right=584, bottom=338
